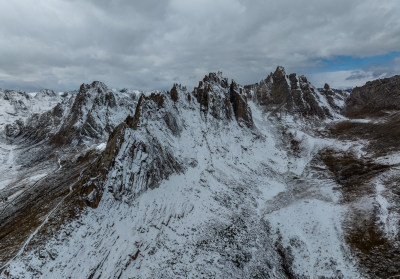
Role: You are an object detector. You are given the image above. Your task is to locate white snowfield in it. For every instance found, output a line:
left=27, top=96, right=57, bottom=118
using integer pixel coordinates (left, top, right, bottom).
left=2, top=75, right=394, bottom=278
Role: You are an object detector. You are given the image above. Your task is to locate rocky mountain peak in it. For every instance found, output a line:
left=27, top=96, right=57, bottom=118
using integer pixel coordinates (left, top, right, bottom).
left=272, top=65, right=287, bottom=79
left=250, top=68, right=340, bottom=119
left=169, top=83, right=187, bottom=103
left=343, top=75, right=400, bottom=118
left=40, top=81, right=136, bottom=146
left=200, top=71, right=229, bottom=89
left=193, top=72, right=254, bottom=127
left=36, top=89, right=57, bottom=98
left=78, top=81, right=108, bottom=95
left=78, top=76, right=257, bottom=207
left=299, top=75, right=308, bottom=83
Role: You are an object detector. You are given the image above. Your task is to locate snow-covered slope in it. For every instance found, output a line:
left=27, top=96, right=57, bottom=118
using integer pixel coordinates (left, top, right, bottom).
left=0, top=89, right=62, bottom=138
left=0, top=81, right=139, bottom=195
left=1, top=71, right=400, bottom=278
left=0, top=83, right=140, bottom=274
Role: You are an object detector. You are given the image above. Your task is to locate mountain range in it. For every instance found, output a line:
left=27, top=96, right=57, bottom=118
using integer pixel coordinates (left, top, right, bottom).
left=0, top=67, right=399, bottom=278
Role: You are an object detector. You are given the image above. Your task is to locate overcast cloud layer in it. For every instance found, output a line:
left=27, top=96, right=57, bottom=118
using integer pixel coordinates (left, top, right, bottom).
left=0, top=0, right=399, bottom=91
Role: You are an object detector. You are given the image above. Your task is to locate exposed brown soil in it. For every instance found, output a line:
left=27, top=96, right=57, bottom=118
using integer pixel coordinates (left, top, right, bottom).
left=319, top=148, right=400, bottom=278
left=345, top=215, right=400, bottom=279
left=320, top=149, right=389, bottom=202
left=0, top=150, right=98, bottom=267
left=329, top=113, right=400, bottom=155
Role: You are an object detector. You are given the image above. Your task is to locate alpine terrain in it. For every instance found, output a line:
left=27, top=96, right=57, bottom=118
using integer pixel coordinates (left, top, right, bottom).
left=0, top=67, right=399, bottom=278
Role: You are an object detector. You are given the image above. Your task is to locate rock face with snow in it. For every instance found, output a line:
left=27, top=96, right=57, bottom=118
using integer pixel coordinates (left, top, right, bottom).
left=0, top=89, right=62, bottom=137
left=47, top=81, right=136, bottom=146
left=6, top=81, right=137, bottom=147
left=343, top=75, right=400, bottom=117
left=80, top=76, right=255, bottom=208
left=247, top=66, right=344, bottom=119
left=0, top=82, right=139, bottom=274
left=1, top=69, right=400, bottom=278
left=193, top=72, right=253, bottom=127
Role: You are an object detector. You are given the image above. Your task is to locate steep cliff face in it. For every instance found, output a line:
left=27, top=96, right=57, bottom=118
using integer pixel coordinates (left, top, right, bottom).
left=319, top=83, right=349, bottom=112
left=80, top=76, right=255, bottom=208
left=49, top=81, right=137, bottom=146
left=193, top=72, right=253, bottom=127
left=343, top=75, right=400, bottom=117
left=247, top=66, right=344, bottom=119
left=230, top=81, right=254, bottom=128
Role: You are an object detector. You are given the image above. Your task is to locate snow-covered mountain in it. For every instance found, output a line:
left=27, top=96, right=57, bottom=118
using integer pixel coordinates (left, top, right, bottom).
left=5, top=81, right=138, bottom=146
left=0, top=89, right=62, bottom=138
left=245, top=66, right=348, bottom=119
left=0, top=68, right=399, bottom=278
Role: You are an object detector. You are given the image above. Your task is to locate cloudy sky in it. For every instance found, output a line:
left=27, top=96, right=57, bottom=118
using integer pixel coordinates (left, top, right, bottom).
left=0, top=0, right=399, bottom=91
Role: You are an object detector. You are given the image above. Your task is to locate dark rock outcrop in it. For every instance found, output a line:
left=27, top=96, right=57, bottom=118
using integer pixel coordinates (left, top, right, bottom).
left=229, top=81, right=253, bottom=128
left=343, top=75, right=400, bottom=118
left=193, top=72, right=254, bottom=127
left=170, top=84, right=179, bottom=102
left=193, top=72, right=231, bottom=119
left=5, top=120, right=24, bottom=138
left=248, top=66, right=335, bottom=119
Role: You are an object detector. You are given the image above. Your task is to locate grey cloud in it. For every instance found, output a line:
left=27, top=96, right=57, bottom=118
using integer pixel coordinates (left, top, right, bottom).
left=346, top=71, right=369, bottom=81
left=0, top=0, right=399, bottom=91
left=362, top=57, right=400, bottom=78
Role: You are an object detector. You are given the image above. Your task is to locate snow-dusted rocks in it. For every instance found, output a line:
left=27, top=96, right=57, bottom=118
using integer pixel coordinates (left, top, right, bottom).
left=0, top=82, right=139, bottom=275
left=0, top=89, right=61, bottom=138
left=248, top=66, right=343, bottom=119
left=49, top=81, right=137, bottom=146
left=79, top=91, right=185, bottom=207
left=79, top=77, right=255, bottom=207
left=4, top=120, right=24, bottom=138
left=1, top=70, right=400, bottom=278
left=2, top=81, right=138, bottom=148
